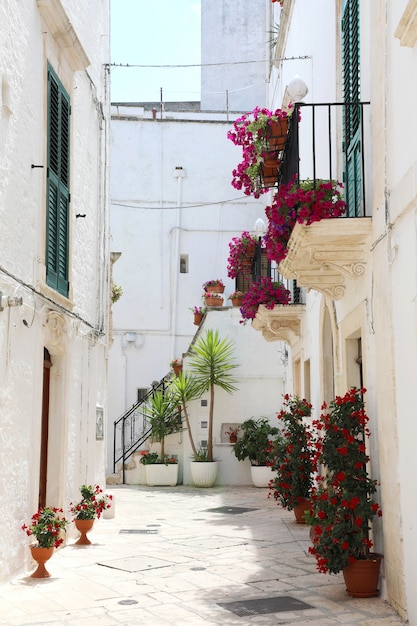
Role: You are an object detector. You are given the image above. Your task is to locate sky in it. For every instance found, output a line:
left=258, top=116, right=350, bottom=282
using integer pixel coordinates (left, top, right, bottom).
left=110, top=0, right=201, bottom=103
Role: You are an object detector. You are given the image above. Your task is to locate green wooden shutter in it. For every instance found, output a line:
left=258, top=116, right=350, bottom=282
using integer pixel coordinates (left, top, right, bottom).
left=342, top=0, right=362, bottom=217
left=46, top=64, right=70, bottom=296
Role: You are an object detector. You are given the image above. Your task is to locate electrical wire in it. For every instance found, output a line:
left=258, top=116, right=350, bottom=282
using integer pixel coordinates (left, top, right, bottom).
left=111, top=195, right=264, bottom=210
left=108, top=56, right=309, bottom=69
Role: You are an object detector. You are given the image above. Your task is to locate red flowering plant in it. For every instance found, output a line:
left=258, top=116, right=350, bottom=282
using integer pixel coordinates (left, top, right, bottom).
left=22, top=506, right=69, bottom=548
left=227, top=107, right=289, bottom=197
left=306, top=388, right=382, bottom=575
left=70, top=485, right=112, bottom=521
left=239, top=276, right=291, bottom=321
left=227, top=231, right=258, bottom=278
left=269, top=396, right=317, bottom=511
left=264, top=176, right=346, bottom=264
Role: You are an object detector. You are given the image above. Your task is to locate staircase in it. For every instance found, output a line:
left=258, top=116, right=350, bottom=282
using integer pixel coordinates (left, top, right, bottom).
left=112, top=372, right=172, bottom=484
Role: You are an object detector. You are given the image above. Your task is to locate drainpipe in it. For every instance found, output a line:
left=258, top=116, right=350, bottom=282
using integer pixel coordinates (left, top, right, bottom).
left=170, top=167, right=186, bottom=360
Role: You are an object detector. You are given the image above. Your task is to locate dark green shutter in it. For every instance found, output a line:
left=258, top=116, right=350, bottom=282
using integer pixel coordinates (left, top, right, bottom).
left=46, top=64, right=70, bottom=296
left=342, top=0, right=362, bottom=217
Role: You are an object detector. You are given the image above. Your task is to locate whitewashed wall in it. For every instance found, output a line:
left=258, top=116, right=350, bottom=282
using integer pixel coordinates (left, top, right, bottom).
left=270, top=0, right=417, bottom=622
left=108, top=110, right=273, bottom=476
left=0, top=0, right=110, bottom=583
left=200, top=0, right=268, bottom=112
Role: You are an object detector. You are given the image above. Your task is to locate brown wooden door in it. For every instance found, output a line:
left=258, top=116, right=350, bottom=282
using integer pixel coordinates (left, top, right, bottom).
left=39, top=348, right=52, bottom=508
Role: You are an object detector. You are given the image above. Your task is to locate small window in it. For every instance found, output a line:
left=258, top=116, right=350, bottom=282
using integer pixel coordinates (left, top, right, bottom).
left=201, top=399, right=207, bottom=407
left=180, top=255, right=188, bottom=273
left=200, top=421, right=208, bottom=429
left=137, top=388, right=147, bottom=402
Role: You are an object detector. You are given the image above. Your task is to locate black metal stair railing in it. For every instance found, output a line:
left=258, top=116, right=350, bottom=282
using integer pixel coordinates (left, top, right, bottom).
left=113, top=373, right=172, bottom=484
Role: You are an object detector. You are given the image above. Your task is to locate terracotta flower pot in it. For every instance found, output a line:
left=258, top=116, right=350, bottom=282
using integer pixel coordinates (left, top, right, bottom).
left=265, top=118, right=289, bottom=151
left=204, top=295, right=223, bottom=307
left=172, top=364, right=182, bottom=377
left=194, top=312, right=203, bottom=325
left=30, top=546, right=54, bottom=578
left=293, top=498, right=311, bottom=524
left=230, top=297, right=243, bottom=307
left=261, top=153, right=280, bottom=188
left=74, top=518, right=94, bottom=545
left=205, top=284, right=225, bottom=294
left=342, top=554, right=383, bottom=598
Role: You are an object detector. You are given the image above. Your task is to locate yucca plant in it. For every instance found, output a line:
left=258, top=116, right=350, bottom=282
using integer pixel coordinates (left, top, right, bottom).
left=142, top=389, right=181, bottom=460
left=189, top=330, right=239, bottom=462
left=170, top=372, right=201, bottom=458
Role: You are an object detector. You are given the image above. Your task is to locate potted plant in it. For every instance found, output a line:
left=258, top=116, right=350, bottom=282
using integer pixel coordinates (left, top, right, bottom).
left=306, top=387, right=383, bottom=597
left=202, top=279, right=225, bottom=294
left=264, top=176, right=346, bottom=264
left=270, top=395, right=317, bottom=522
left=228, top=291, right=244, bottom=306
left=188, top=329, right=239, bottom=486
left=203, top=291, right=224, bottom=307
left=239, top=277, right=291, bottom=322
left=227, top=107, right=290, bottom=197
left=232, top=417, right=282, bottom=487
left=227, top=231, right=258, bottom=279
left=140, top=389, right=182, bottom=486
left=170, top=371, right=201, bottom=460
left=190, top=305, right=206, bottom=325
left=170, top=358, right=183, bottom=377
left=21, top=506, right=69, bottom=577
left=70, top=485, right=112, bottom=544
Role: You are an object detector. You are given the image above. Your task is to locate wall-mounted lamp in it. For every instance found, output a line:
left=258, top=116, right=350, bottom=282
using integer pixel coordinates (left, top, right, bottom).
left=0, top=292, right=23, bottom=312
left=287, top=75, right=308, bottom=103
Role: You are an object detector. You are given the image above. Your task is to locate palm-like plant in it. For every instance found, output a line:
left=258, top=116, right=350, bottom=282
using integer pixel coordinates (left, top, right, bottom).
left=170, top=372, right=201, bottom=458
left=189, top=330, right=239, bottom=462
left=142, top=389, right=181, bottom=460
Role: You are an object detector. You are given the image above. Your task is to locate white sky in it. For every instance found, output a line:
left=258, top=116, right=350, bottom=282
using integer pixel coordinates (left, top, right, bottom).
left=110, top=0, right=201, bottom=103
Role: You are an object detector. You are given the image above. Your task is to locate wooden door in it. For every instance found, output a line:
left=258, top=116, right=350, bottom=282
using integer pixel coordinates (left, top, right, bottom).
left=39, top=348, right=52, bottom=508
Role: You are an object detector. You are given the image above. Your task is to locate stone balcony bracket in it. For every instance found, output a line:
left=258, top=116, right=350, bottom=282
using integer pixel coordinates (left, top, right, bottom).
left=252, top=304, right=305, bottom=345
left=278, top=218, right=372, bottom=300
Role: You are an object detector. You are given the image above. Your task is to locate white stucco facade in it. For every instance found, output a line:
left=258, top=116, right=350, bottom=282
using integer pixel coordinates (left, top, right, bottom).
left=254, top=0, right=417, bottom=622
left=108, top=104, right=288, bottom=477
left=0, top=0, right=110, bottom=583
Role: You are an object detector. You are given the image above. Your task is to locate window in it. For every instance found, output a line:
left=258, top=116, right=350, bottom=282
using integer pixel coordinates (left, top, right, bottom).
left=46, top=64, right=70, bottom=296
left=342, top=0, right=362, bottom=217
left=180, top=255, right=188, bottom=273
left=137, top=388, right=148, bottom=403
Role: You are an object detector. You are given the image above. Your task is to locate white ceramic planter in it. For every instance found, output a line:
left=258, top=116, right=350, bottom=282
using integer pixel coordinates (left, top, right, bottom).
left=145, top=463, right=178, bottom=486
left=250, top=465, right=276, bottom=488
left=190, top=461, right=218, bottom=487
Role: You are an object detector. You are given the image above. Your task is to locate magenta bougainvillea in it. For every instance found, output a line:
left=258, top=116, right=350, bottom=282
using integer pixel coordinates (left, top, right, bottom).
left=227, top=231, right=258, bottom=279
left=227, top=107, right=289, bottom=197
left=264, top=176, right=346, bottom=264
left=239, top=276, right=291, bottom=321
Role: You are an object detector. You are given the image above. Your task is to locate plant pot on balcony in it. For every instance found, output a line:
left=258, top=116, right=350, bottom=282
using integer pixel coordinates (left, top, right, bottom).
left=265, top=118, right=289, bottom=151
left=204, top=295, right=224, bottom=307
left=194, top=312, right=204, bottom=325
left=261, top=152, right=280, bottom=188
left=205, top=284, right=225, bottom=294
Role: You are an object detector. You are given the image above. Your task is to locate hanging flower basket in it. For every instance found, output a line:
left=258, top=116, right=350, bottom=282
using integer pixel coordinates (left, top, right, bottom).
left=227, top=231, right=258, bottom=279
left=227, top=107, right=290, bottom=197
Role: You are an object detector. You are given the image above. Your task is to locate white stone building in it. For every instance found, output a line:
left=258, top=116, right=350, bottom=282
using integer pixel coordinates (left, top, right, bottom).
left=0, top=0, right=110, bottom=582
left=107, top=0, right=292, bottom=483
left=251, top=0, right=417, bottom=621
left=110, top=0, right=417, bottom=621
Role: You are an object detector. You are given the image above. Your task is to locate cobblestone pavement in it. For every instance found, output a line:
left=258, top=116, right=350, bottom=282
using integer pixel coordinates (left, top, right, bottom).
left=0, top=485, right=405, bottom=625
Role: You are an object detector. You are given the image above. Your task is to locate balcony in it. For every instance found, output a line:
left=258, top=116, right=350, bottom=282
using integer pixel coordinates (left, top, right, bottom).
left=275, top=102, right=372, bottom=299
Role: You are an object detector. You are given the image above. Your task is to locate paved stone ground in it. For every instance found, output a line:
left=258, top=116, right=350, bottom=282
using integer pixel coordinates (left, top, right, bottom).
left=0, top=485, right=405, bottom=625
